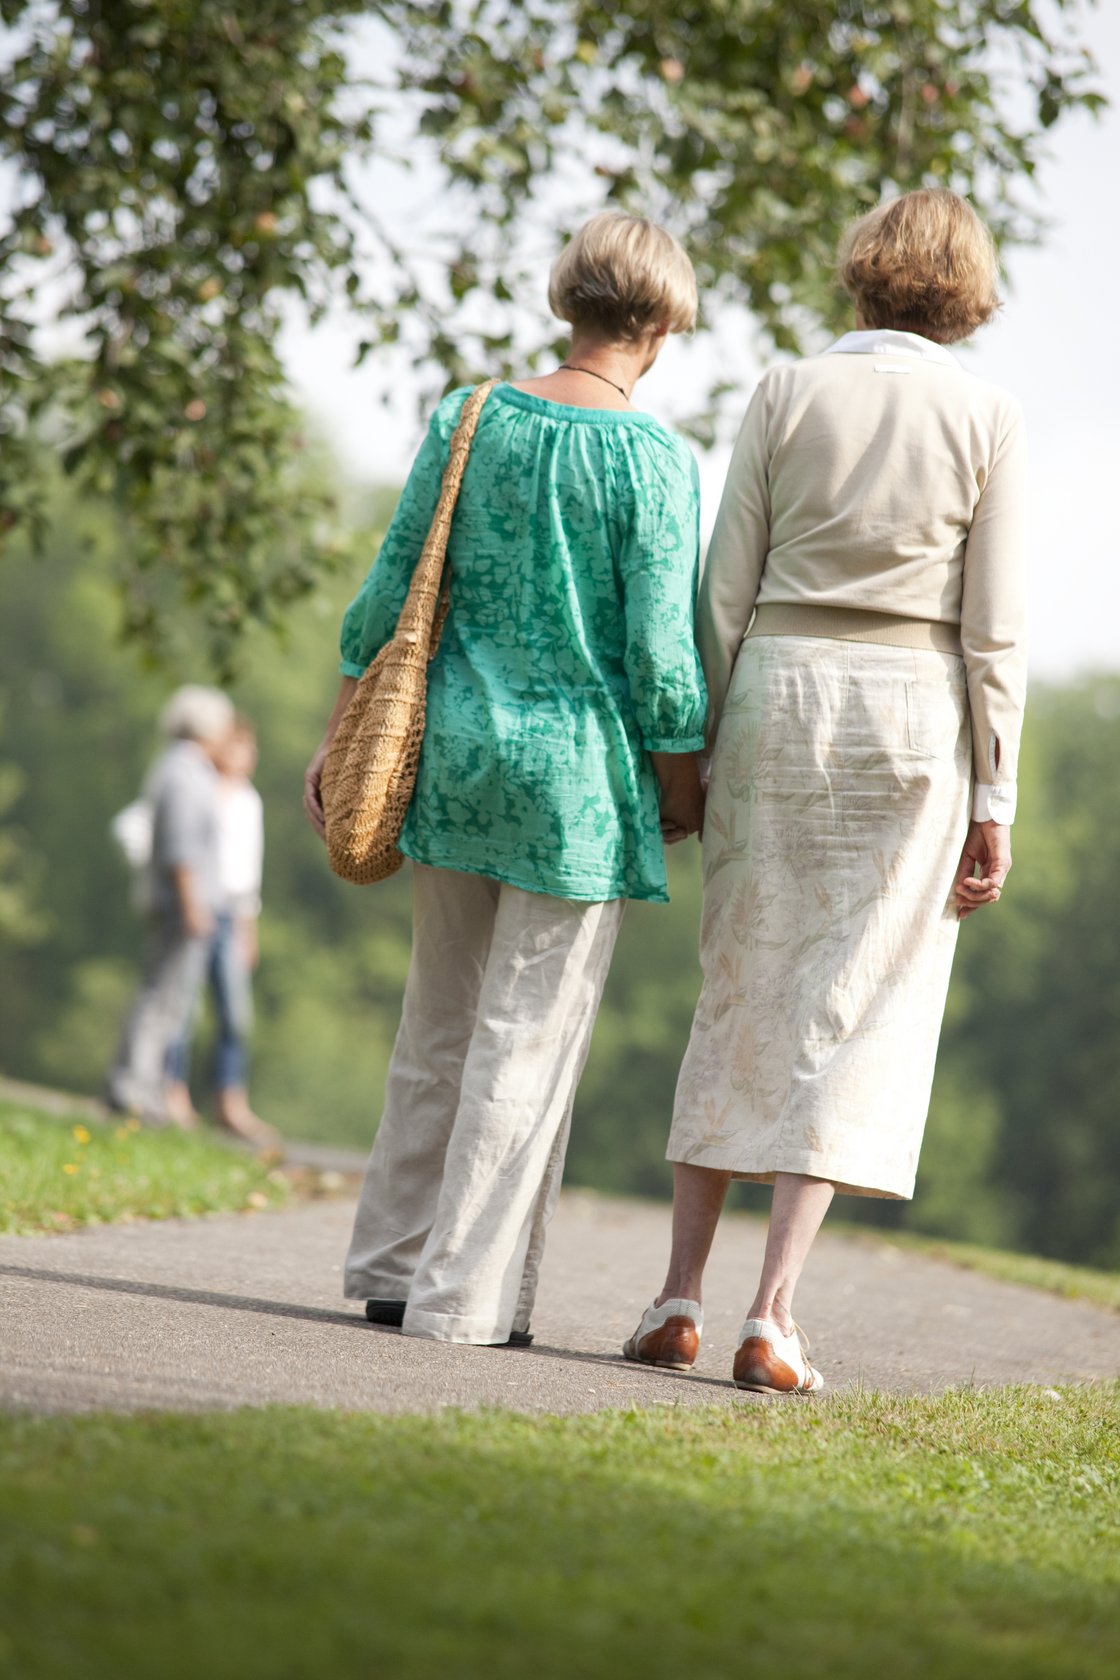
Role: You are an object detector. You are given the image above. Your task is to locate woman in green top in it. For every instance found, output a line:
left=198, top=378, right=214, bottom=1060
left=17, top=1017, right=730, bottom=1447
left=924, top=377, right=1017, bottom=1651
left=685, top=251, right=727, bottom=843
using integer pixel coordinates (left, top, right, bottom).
left=304, top=212, right=706, bottom=1346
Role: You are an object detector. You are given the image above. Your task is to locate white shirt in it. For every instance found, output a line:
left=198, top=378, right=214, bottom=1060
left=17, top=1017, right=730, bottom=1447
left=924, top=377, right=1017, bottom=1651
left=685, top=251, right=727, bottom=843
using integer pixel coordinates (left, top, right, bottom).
left=216, top=780, right=264, bottom=916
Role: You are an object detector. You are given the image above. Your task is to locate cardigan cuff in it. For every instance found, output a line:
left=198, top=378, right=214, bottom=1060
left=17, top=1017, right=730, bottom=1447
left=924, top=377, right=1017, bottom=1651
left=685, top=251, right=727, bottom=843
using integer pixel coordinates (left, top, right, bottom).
left=972, top=782, right=1017, bottom=824
left=339, top=659, right=367, bottom=679
left=643, top=734, right=706, bottom=755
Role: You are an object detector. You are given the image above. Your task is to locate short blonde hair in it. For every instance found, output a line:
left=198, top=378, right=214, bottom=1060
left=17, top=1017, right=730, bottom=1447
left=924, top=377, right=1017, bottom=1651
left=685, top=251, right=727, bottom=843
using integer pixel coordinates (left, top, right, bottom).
left=838, top=189, right=1000, bottom=344
left=549, top=211, right=697, bottom=341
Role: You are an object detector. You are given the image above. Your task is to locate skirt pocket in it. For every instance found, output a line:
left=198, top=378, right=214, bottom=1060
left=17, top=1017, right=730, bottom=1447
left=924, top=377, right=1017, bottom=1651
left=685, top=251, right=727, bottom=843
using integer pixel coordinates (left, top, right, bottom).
left=904, top=657, right=968, bottom=763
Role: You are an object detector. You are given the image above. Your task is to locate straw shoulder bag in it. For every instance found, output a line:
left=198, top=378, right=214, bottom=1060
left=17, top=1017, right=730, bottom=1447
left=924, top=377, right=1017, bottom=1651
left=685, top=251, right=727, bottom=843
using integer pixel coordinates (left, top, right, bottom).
left=321, top=379, right=498, bottom=885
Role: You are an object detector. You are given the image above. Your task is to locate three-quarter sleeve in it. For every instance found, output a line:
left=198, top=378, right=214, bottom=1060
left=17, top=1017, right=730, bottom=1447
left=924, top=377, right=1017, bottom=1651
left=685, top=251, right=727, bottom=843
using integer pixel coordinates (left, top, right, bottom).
left=617, top=443, right=707, bottom=753
left=960, top=401, right=1029, bottom=822
left=338, top=389, right=471, bottom=677
left=695, top=381, right=772, bottom=746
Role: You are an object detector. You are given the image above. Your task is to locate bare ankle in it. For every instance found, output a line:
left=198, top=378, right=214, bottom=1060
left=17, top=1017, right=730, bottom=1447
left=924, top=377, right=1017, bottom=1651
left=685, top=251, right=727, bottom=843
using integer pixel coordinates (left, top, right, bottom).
left=747, top=1296, right=794, bottom=1335
left=655, top=1281, right=702, bottom=1309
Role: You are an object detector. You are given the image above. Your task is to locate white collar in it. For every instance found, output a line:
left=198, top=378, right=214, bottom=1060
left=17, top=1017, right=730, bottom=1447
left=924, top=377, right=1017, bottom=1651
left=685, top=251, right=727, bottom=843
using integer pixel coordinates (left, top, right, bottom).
left=825, top=329, right=959, bottom=368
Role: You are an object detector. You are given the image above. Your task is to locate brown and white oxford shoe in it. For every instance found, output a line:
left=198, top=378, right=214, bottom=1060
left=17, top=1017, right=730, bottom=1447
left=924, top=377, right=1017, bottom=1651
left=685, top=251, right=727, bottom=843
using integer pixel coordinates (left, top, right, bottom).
left=732, top=1317, right=824, bottom=1395
left=622, top=1298, right=702, bottom=1372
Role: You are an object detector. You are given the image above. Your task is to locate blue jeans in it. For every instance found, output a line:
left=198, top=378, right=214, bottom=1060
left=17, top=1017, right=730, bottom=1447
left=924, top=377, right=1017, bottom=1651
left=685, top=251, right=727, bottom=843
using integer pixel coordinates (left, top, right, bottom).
left=166, top=913, right=253, bottom=1091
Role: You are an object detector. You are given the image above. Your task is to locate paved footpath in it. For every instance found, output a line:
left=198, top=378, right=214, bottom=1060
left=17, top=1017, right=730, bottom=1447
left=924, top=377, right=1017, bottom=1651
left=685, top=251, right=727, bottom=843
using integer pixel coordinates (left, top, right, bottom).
left=0, top=1191, right=1116, bottom=1414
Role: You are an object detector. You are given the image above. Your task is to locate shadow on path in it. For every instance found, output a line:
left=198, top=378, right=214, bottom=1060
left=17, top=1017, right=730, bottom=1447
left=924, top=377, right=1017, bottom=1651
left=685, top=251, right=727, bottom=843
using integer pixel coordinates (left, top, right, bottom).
left=525, top=1343, right=734, bottom=1391
left=0, top=1263, right=364, bottom=1331
left=0, top=1262, right=734, bottom=1390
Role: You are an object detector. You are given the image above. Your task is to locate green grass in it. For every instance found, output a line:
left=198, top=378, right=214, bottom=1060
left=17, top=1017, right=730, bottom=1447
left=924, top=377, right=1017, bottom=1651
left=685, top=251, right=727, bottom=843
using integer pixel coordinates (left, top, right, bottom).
left=0, top=1099, right=289, bottom=1234
left=849, top=1226, right=1120, bottom=1312
left=0, top=1387, right=1117, bottom=1680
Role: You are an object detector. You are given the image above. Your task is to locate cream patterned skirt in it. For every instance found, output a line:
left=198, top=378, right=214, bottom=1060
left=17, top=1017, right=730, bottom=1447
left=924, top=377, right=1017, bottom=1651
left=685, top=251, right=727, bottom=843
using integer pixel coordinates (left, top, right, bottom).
left=667, top=634, right=972, bottom=1200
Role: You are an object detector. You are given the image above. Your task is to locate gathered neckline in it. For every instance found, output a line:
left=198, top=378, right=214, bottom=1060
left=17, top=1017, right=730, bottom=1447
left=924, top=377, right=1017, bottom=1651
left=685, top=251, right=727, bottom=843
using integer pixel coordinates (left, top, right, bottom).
left=494, top=383, right=660, bottom=426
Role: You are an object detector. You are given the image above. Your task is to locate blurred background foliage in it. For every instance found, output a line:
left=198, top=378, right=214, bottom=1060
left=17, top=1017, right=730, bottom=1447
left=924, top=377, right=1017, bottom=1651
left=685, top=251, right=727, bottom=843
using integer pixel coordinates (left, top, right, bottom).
left=0, top=4, right=1114, bottom=1272
left=0, top=0, right=1104, bottom=662
left=1, top=494, right=1118, bottom=1269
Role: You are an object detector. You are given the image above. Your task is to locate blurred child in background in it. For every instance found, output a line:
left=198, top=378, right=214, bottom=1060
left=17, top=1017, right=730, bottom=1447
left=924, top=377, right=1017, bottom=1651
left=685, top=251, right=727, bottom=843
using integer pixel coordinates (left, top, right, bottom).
left=165, top=713, right=275, bottom=1146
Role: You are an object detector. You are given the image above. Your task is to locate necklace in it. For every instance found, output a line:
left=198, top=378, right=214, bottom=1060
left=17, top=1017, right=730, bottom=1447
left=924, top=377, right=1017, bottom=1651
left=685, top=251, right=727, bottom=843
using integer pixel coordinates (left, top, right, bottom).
left=559, top=363, right=630, bottom=400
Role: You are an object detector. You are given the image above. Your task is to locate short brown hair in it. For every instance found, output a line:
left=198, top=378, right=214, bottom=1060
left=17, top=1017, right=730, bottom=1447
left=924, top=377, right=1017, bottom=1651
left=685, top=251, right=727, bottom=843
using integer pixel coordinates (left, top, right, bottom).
left=549, top=211, right=697, bottom=341
left=837, top=189, right=1000, bottom=344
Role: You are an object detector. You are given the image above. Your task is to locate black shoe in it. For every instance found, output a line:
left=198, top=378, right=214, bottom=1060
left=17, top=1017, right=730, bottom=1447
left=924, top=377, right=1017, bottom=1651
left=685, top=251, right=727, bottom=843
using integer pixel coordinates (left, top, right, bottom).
left=365, top=1298, right=406, bottom=1327
left=365, top=1299, right=532, bottom=1345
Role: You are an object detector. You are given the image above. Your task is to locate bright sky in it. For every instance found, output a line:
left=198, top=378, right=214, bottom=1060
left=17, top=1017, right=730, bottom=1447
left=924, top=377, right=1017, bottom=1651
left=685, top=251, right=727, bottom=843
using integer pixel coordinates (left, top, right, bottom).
left=282, top=7, right=1120, bottom=680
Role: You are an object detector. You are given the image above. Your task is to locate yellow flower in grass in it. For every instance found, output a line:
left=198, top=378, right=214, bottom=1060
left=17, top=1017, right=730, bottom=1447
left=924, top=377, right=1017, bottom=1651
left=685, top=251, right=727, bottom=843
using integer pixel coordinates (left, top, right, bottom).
left=72, top=1125, right=91, bottom=1145
left=114, top=1126, right=130, bottom=1142
left=126, top=1117, right=141, bottom=1133
left=62, top=1162, right=80, bottom=1176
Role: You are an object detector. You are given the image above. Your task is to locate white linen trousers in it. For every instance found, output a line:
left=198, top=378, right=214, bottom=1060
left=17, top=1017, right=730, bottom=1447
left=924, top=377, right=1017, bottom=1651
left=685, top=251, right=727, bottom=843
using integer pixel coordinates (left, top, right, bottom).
left=344, top=863, right=624, bottom=1343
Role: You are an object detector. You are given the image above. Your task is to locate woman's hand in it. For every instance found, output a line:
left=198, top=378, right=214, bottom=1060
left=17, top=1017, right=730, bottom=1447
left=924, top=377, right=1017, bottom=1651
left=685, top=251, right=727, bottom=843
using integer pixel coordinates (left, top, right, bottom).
left=303, top=740, right=329, bottom=839
left=953, top=819, right=1011, bottom=919
left=652, top=751, right=705, bottom=845
left=304, top=676, right=359, bottom=842
left=660, top=813, right=698, bottom=845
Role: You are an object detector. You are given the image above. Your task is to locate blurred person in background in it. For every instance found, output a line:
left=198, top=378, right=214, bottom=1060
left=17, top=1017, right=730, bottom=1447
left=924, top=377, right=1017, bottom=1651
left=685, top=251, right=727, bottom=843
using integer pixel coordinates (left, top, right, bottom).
left=625, top=189, right=1027, bottom=1394
left=107, top=685, right=233, bottom=1127
left=305, top=211, right=707, bottom=1347
left=164, top=714, right=275, bottom=1146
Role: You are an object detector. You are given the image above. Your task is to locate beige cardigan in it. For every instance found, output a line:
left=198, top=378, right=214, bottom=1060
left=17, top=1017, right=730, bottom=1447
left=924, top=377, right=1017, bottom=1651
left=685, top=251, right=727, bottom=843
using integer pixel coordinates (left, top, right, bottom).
left=697, top=330, right=1028, bottom=821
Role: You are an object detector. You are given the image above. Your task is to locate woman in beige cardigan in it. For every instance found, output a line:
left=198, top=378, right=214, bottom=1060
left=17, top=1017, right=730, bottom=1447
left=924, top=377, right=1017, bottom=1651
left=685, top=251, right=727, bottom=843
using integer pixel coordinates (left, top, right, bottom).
left=624, top=190, right=1027, bottom=1393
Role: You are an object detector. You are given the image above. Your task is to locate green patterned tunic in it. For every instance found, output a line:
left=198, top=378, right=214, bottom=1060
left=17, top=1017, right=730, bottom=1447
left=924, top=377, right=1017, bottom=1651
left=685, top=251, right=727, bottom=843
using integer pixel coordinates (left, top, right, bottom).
left=339, top=384, right=707, bottom=902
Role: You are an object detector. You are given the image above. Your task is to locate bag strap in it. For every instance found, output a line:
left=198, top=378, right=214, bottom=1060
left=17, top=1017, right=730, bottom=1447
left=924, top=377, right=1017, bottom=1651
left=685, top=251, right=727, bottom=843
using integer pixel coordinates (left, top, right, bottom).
left=393, top=379, right=499, bottom=658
